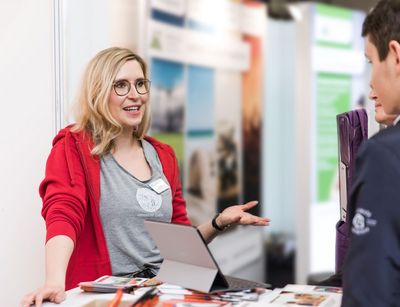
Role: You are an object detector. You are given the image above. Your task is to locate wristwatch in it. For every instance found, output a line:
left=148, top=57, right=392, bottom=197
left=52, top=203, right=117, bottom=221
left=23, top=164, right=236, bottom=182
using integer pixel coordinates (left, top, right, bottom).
left=212, top=213, right=229, bottom=231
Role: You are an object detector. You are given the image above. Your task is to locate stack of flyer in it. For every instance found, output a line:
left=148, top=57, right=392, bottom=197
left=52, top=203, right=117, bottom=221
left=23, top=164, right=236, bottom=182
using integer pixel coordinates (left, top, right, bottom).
left=157, top=283, right=268, bottom=306
left=255, top=284, right=342, bottom=306
left=79, top=275, right=147, bottom=293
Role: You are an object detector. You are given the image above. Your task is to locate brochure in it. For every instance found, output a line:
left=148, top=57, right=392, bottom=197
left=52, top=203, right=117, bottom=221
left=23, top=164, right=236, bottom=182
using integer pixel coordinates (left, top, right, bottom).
left=161, top=298, right=232, bottom=307
left=261, top=284, right=342, bottom=306
left=79, top=275, right=147, bottom=293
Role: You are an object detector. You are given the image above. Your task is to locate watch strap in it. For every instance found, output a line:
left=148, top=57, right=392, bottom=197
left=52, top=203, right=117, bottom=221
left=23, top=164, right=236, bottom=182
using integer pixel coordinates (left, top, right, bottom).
left=212, top=213, right=225, bottom=231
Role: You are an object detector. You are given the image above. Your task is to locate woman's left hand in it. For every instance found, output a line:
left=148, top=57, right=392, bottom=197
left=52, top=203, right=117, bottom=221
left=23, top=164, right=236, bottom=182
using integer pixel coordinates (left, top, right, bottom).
left=216, top=200, right=270, bottom=229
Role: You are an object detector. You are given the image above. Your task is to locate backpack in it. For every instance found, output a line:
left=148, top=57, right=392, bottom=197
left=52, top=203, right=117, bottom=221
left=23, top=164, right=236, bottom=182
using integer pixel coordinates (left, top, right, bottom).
left=336, top=108, right=368, bottom=273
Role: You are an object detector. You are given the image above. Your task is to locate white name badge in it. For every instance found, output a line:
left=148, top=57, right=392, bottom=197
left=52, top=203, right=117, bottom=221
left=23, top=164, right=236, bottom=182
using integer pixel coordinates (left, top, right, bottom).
left=148, top=178, right=170, bottom=194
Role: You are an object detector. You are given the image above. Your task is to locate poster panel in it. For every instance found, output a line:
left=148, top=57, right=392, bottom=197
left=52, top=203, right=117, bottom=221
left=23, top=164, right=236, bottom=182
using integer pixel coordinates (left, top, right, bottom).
left=241, top=32, right=263, bottom=214
left=185, top=65, right=217, bottom=224
left=150, top=58, right=185, bottom=166
left=215, top=71, right=242, bottom=211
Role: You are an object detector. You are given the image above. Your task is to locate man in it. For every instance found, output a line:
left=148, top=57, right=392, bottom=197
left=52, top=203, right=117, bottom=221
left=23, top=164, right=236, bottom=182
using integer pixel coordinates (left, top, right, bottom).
left=342, top=0, right=400, bottom=305
left=374, top=101, right=398, bottom=126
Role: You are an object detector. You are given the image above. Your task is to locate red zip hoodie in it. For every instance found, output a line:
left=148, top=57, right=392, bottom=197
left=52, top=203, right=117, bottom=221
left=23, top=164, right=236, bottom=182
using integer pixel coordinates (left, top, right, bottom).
left=40, top=127, right=190, bottom=290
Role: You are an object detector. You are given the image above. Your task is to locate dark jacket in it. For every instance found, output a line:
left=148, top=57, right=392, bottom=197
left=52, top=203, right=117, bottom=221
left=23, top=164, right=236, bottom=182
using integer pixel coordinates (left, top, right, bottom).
left=342, top=124, right=400, bottom=306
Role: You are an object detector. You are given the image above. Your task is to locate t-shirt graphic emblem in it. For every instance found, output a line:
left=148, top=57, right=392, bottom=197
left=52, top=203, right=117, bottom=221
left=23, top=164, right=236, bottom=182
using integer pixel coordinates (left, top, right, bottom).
left=136, top=187, right=162, bottom=212
left=351, top=208, right=377, bottom=235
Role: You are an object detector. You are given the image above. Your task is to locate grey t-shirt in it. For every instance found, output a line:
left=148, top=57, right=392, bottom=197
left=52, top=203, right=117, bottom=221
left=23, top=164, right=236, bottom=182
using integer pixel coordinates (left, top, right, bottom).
left=99, top=139, right=172, bottom=276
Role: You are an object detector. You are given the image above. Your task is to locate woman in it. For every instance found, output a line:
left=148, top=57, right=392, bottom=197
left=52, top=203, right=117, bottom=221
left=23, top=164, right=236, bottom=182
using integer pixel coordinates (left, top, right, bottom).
left=21, top=47, right=269, bottom=307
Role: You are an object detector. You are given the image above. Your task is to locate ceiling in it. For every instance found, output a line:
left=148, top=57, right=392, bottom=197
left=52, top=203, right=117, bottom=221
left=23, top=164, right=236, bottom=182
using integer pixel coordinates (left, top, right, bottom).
left=264, top=0, right=379, bottom=12
left=309, top=0, right=378, bottom=11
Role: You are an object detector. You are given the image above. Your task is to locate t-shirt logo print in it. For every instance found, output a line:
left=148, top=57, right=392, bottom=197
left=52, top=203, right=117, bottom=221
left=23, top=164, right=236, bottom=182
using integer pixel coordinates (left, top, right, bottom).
left=136, top=188, right=162, bottom=212
left=352, top=213, right=365, bottom=233
left=351, top=208, right=377, bottom=235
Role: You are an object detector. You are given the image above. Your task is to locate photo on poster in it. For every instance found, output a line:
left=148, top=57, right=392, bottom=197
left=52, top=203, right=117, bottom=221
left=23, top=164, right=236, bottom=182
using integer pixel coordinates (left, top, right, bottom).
left=150, top=0, right=186, bottom=27
left=185, top=65, right=217, bottom=225
left=186, top=65, right=214, bottom=132
left=215, top=71, right=241, bottom=211
left=241, top=33, right=263, bottom=215
left=150, top=58, right=185, bottom=162
left=185, top=138, right=217, bottom=226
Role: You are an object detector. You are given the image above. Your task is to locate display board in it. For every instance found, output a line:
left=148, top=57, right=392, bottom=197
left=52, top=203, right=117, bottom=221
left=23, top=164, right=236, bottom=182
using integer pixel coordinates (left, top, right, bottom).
left=146, top=0, right=267, bottom=281
left=147, top=0, right=265, bottom=224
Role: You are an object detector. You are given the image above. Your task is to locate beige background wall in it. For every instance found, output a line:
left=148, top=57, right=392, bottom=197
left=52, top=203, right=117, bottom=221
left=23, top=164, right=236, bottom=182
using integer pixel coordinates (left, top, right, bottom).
left=0, top=0, right=54, bottom=306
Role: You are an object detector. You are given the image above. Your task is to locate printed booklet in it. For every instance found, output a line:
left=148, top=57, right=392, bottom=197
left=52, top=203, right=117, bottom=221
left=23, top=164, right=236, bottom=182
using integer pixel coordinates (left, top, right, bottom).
left=263, top=284, right=342, bottom=306
left=79, top=275, right=148, bottom=293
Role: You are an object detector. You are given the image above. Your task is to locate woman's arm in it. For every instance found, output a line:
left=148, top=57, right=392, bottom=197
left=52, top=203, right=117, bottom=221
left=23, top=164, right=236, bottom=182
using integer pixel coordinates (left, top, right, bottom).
left=20, top=235, right=74, bottom=307
left=198, top=201, right=270, bottom=243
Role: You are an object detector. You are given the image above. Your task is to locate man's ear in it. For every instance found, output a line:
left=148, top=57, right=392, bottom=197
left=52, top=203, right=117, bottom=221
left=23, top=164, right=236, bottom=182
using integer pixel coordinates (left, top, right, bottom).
left=388, top=40, right=400, bottom=73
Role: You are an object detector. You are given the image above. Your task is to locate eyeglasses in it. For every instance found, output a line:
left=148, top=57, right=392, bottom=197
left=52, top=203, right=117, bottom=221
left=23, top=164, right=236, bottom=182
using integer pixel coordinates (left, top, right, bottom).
left=113, top=78, right=151, bottom=96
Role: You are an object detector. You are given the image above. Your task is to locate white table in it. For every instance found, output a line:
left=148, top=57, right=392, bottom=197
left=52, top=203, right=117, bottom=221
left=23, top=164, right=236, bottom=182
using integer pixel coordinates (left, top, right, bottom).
left=42, top=284, right=341, bottom=307
left=42, top=285, right=276, bottom=307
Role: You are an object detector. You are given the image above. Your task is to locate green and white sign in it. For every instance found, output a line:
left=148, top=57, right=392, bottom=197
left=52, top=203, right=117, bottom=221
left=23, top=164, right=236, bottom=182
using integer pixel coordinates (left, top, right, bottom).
left=316, top=72, right=351, bottom=202
left=314, top=4, right=354, bottom=202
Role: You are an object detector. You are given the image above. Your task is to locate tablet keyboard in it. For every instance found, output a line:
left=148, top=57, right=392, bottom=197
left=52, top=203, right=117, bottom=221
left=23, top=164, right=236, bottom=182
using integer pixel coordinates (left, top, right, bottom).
left=225, top=275, right=271, bottom=290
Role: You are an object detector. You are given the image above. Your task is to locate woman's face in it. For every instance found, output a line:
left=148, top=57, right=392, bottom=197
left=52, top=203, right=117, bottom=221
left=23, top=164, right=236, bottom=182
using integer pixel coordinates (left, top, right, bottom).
left=108, top=60, right=149, bottom=131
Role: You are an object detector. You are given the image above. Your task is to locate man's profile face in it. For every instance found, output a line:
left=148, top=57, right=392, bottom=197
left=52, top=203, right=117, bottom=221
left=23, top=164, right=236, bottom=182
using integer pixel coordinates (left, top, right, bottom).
left=374, top=104, right=397, bottom=125
left=365, top=35, right=400, bottom=117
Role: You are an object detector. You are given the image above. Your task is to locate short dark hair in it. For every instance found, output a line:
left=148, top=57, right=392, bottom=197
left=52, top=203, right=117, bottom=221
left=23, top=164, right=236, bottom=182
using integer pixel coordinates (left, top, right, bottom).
left=362, top=0, right=400, bottom=61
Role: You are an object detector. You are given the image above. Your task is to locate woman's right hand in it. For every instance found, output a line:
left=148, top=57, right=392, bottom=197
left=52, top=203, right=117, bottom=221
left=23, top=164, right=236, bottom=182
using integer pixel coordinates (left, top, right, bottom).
left=20, top=284, right=65, bottom=307
left=21, top=235, right=73, bottom=306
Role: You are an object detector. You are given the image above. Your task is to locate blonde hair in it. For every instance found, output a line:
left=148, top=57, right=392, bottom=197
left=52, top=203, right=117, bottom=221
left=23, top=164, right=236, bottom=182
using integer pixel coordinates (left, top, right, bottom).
left=72, top=47, right=151, bottom=156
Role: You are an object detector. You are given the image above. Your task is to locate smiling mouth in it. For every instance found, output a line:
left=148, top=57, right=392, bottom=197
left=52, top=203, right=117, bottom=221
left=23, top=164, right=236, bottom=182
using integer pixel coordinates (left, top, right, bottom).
left=123, top=106, right=140, bottom=111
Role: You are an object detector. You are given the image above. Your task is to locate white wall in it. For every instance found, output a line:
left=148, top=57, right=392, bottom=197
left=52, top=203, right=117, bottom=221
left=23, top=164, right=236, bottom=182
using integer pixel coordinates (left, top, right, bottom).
left=62, top=0, right=140, bottom=123
left=63, top=0, right=111, bottom=123
left=0, top=0, right=54, bottom=305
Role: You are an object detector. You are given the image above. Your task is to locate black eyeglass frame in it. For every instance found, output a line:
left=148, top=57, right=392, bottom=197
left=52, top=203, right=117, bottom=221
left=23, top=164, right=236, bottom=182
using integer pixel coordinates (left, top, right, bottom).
left=112, top=78, right=151, bottom=96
